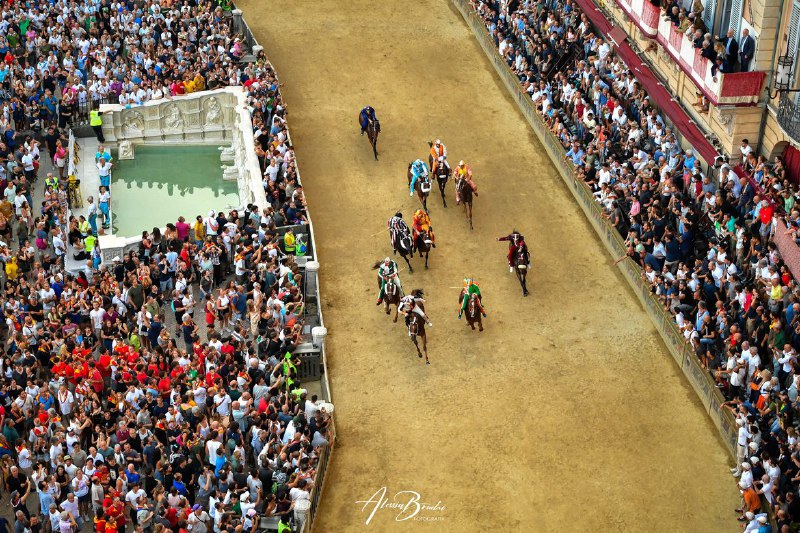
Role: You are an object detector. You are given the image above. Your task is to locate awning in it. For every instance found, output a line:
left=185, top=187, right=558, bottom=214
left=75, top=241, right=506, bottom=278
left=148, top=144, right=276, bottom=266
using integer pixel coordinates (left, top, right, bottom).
left=572, top=0, right=719, bottom=165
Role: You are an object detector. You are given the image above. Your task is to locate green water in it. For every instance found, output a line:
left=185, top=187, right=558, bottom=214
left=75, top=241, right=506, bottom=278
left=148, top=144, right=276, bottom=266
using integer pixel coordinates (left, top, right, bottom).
left=110, top=145, right=240, bottom=236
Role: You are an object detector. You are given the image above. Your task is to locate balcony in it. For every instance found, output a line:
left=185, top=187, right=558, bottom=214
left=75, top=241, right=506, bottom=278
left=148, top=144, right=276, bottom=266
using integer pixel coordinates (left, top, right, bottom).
left=613, top=0, right=766, bottom=106
left=777, top=92, right=800, bottom=142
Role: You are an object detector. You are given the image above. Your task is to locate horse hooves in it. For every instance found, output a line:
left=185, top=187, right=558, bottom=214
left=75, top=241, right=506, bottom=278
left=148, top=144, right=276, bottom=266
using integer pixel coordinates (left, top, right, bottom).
left=524, top=291, right=529, bottom=297
left=418, top=353, right=422, bottom=358
left=425, top=265, right=429, bottom=269
left=426, top=360, right=430, bottom=365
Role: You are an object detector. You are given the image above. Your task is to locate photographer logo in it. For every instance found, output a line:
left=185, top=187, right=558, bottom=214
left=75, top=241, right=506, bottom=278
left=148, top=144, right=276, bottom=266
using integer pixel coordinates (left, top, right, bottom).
left=355, top=486, right=446, bottom=525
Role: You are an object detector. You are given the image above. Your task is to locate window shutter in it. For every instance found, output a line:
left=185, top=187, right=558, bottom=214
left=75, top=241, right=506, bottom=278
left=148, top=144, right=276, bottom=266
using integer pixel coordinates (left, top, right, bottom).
left=788, top=1, right=800, bottom=59
left=728, top=0, right=744, bottom=37
left=702, top=0, right=716, bottom=34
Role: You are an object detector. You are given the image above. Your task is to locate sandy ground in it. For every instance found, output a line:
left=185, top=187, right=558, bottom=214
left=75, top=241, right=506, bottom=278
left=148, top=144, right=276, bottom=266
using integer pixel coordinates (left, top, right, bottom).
left=239, top=0, right=740, bottom=530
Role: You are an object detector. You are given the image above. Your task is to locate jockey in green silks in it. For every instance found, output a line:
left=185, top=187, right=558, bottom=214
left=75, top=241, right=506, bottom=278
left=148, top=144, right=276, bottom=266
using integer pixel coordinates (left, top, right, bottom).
left=458, top=277, right=485, bottom=319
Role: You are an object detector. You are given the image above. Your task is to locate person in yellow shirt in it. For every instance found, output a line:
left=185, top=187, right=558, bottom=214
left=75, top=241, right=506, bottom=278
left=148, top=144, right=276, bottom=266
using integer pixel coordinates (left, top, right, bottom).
left=193, top=72, right=206, bottom=92
left=5, top=256, right=18, bottom=281
left=184, top=75, right=196, bottom=94
left=193, top=215, right=206, bottom=245
left=412, top=209, right=436, bottom=246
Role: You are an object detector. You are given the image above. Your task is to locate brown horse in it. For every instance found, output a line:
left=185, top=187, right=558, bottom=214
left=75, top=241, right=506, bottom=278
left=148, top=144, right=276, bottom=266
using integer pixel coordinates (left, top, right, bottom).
left=465, top=294, right=484, bottom=332
left=407, top=163, right=431, bottom=213
left=414, top=228, right=432, bottom=269
left=383, top=277, right=401, bottom=321
left=408, top=310, right=429, bottom=364
left=455, top=177, right=476, bottom=230
left=433, top=161, right=450, bottom=208
left=366, top=119, right=380, bottom=160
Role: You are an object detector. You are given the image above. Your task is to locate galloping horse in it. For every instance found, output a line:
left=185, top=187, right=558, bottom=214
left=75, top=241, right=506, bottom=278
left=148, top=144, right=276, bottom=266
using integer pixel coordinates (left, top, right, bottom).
left=464, top=294, right=484, bottom=332
left=456, top=177, right=476, bottom=230
left=391, top=226, right=414, bottom=273
left=433, top=160, right=450, bottom=208
left=408, top=302, right=429, bottom=364
left=407, top=163, right=431, bottom=213
left=513, top=244, right=531, bottom=297
left=414, top=228, right=432, bottom=269
left=366, top=118, right=379, bottom=160
left=383, top=277, right=401, bottom=321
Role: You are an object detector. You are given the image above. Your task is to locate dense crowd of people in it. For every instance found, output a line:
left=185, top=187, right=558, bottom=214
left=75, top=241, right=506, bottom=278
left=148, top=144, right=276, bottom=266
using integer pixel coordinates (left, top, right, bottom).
left=472, top=0, right=797, bottom=529
left=0, top=1, right=331, bottom=533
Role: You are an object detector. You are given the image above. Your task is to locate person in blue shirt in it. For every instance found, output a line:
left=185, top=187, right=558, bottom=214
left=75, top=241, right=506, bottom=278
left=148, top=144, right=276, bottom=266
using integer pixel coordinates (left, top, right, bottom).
left=359, top=106, right=378, bottom=135
left=408, top=159, right=428, bottom=197
left=565, top=142, right=584, bottom=166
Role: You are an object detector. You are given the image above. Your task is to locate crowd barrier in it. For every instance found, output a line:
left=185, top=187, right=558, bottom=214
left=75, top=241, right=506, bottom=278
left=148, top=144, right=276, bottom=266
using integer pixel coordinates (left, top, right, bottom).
left=232, top=8, right=336, bottom=532
left=451, top=0, right=737, bottom=458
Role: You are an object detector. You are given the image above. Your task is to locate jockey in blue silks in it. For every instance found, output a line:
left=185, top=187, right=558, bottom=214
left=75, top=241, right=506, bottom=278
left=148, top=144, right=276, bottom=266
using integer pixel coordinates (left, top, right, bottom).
left=409, top=159, right=428, bottom=197
left=359, top=106, right=378, bottom=135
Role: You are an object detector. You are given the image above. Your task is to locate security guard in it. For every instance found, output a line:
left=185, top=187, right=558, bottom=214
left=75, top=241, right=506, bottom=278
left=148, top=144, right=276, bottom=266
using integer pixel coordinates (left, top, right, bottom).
left=283, top=228, right=296, bottom=255
left=89, top=109, right=105, bottom=142
left=44, top=172, right=59, bottom=192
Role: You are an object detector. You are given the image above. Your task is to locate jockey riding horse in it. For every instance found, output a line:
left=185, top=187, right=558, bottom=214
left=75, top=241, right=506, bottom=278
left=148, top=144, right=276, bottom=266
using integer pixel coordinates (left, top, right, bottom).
left=388, top=212, right=415, bottom=272
left=497, top=230, right=526, bottom=272
left=432, top=156, right=451, bottom=208
left=359, top=106, right=379, bottom=135
left=458, top=277, right=485, bottom=320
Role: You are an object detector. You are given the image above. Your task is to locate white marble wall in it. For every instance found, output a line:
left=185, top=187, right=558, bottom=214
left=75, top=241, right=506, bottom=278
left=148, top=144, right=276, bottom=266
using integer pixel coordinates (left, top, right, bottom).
left=97, top=87, right=268, bottom=262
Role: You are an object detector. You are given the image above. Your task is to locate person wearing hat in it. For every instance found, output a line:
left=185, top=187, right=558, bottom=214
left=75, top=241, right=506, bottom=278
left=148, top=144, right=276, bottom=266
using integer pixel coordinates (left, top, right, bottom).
left=187, top=504, right=210, bottom=533
left=736, top=479, right=761, bottom=521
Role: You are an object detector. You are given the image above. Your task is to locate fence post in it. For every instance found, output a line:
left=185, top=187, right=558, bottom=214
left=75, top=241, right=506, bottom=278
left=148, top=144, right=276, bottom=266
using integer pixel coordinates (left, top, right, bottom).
left=231, top=9, right=243, bottom=35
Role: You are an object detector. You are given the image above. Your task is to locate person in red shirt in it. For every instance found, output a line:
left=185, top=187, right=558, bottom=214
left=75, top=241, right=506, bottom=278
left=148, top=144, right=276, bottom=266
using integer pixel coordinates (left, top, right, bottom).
left=88, top=362, right=104, bottom=394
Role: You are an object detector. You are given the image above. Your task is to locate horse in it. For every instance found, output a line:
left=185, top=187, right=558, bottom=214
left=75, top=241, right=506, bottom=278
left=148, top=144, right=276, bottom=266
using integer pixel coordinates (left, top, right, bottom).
left=366, top=118, right=379, bottom=160
left=414, top=228, right=432, bottom=269
left=464, top=293, right=484, bottom=332
left=407, top=163, right=431, bottom=213
left=433, top=162, right=450, bottom=208
left=390, top=226, right=414, bottom=273
left=456, top=177, right=476, bottom=230
left=408, top=307, right=429, bottom=365
left=513, top=245, right=530, bottom=297
left=383, top=277, right=401, bottom=321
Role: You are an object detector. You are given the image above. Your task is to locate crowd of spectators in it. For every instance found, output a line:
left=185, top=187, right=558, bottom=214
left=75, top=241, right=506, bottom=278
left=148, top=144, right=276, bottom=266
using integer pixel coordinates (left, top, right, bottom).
left=473, top=0, right=799, bottom=529
left=0, top=1, right=332, bottom=533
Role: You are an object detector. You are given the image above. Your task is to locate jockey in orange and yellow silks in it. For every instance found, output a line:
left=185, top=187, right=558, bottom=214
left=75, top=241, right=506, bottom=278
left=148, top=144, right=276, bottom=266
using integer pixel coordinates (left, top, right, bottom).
left=430, top=139, right=447, bottom=163
left=412, top=209, right=436, bottom=246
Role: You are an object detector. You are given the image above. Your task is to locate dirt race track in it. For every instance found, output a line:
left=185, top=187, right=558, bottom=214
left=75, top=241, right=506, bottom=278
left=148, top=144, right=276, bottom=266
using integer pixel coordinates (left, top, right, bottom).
left=239, top=0, right=740, bottom=530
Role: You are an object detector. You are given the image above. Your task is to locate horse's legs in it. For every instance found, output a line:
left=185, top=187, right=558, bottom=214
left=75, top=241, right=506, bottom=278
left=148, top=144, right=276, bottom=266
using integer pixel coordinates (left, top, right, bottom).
left=478, top=316, right=484, bottom=332
left=412, top=335, right=422, bottom=358
left=467, top=202, right=473, bottom=230
left=372, top=135, right=378, bottom=160
left=422, top=334, right=429, bottom=364
left=402, top=252, right=413, bottom=273
left=439, top=182, right=447, bottom=208
left=393, top=305, right=399, bottom=323
left=384, top=301, right=390, bottom=315
left=519, top=271, right=529, bottom=296
left=424, top=251, right=429, bottom=269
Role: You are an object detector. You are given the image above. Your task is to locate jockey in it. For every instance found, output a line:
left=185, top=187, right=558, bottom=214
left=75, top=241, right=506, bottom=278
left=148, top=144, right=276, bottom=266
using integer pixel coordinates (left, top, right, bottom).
left=430, top=139, right=447, bottom=162
left=454, top=160, right=472, bottom=180
left=398, top=292, right=432, bottom=333
left=432, top=156, right=450, bottom=176
left=458, top=277, right=485, bottom=319
left=412, top=209, right=436, bottom=246
left=497, top=230, right=525, bottom=271
left=409, top=159, right=429, bottom=196
left=376, top=257, right=402, bottom=305
left=359, top=106, right=379, bottom=135
left=387, top=211, right=410, bottom=248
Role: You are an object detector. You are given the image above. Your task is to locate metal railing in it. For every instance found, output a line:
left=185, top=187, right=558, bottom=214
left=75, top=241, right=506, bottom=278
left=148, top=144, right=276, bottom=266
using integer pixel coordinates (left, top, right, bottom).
left=777, top=92, right=800, bottom=143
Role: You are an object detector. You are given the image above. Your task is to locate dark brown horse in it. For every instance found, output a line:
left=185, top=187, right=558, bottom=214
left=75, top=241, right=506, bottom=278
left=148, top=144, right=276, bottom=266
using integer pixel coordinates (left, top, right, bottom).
left=408, top=308, right=429, bottom=364
left=407, top=163, right=431, bottom=213
left=514, top=245, right=531, bottom=297
left=389, top=225, right=414, bottom=273
left=464, top=294, right=484, bottom=332
left=433, top=160, right=450, bottom=208
left=414, top=228, right=432, bottom=269
left=383, top=277, right=401, bottom=321
left=456, top=177, right=476, bottom=230
left=366, top=118, right=379, bottom=160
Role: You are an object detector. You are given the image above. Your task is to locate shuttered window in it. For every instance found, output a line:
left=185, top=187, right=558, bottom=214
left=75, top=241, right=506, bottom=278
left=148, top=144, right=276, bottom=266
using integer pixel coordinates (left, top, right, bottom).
left=788, top=0, right=800, bottom=58
left=728, top=0, right=744, bottom=37
left=702, top=0, right=716, bottom=35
